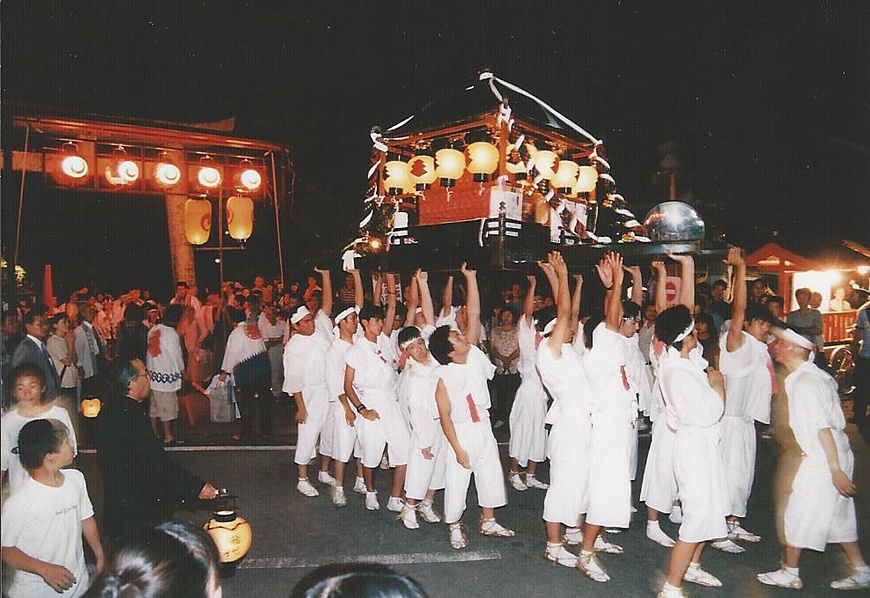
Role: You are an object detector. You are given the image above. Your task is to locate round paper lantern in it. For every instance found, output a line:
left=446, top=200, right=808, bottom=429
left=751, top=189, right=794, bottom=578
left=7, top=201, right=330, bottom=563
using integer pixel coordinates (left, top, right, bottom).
left=466, top=142, right=499, bottom=182
left=204, top=508, right=253, bottom=564
left=226, top=195, right=254, bottom=240
left=533, top=150, right=559, bottom=180
left=383, top=160, right=411, bottom=195
left=574, top=165, right=599, bottom=193
left=81, top=398, right=102, bottom=418
left=435, top=148, right=466, bottom=187
left=155, top=161, right=181, bottom=187
left=184, top=199, right=212, bottom=245
left=552, top=160, right=580, bottom=194
left=61, top=155, right=89, bottom=179
left=409, top=155, right=436, bottom=190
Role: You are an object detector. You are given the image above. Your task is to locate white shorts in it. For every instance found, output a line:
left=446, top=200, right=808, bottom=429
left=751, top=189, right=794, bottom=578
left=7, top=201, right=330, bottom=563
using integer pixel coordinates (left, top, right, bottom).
left=356, top=399, right=411, bottom=469
left=404, top=432, right=446, bottom=500
left=149, top=390, right=179, bottom=421
left=294, top=387, right=331, bottom=465
left=331, top=401, right=358, bottom=463
left=543, top=414, right=591, bottom=526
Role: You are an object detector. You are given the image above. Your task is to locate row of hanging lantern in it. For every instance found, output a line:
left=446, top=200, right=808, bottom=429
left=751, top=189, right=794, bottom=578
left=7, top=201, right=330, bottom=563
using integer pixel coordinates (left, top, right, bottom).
left=55, top=141, right=264, bottom=194
left=381, top=140, right=600, bottom=198
left=183, top=195, right=254, bottom=245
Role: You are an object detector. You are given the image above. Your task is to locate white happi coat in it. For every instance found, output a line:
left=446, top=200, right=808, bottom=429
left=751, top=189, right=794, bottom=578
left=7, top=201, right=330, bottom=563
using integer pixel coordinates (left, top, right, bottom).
left=508, top=315, right=549, bottom=466
left=583, top=323, right=634, bottom=528
left=661, top=347, right=729, bottom=543
left=783, top=360, right=857, bottom=551
left=537, top=340, right=593, bottom=526
left=718, top=330, right=773, bottom=517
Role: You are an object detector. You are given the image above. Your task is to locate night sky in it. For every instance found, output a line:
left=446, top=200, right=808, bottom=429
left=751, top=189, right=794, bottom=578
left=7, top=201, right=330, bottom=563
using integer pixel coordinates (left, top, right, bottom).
left=2, top=1, right=868, bottom=297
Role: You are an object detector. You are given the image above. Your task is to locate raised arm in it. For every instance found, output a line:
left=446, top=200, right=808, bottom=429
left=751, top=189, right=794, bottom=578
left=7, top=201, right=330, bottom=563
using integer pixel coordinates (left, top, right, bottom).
left=440, top=275, right=454, bottom=319
left=570, top=273, right=583, bottom=336
left=460, top=262, right=481, bottom=347
left=417, top=269, right=436, bottom=326
left=522, top=275, right=537, bottom=323
left=405, top=270, right=420, bottom=328
left=668, top=253, right=695, bottom=310
left=315, top=267, right=333, bottom=317
left=652, top=260, right=667, bottom=313
left=724, top=247, right=746, bottom=352
left=625, top=264, right=643, bottom=305
left=371, top=270, right=382, bottom=306
left=349, top=269, right=364, bottom=309
left=603, top=252, right=625, bottom=332
left=382, top=272, right=398, bottom=337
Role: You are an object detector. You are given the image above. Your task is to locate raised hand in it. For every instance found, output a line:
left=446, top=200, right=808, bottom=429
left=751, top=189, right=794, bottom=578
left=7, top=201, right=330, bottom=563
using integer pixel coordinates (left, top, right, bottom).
left=459, top=261, right=477, bottom=277
left=596, top=256, right=614, bottom=288
left=722, top=246, right=744, bottom=267
left=651, top=260, right=666, bottom=277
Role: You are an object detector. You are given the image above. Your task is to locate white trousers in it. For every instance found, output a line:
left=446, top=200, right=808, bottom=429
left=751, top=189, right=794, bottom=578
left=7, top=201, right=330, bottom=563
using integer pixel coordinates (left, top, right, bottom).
left=294, top=386, right=331, bottom=465
left=443, top=421, right=507, bottom=524
left=404, top=432, right=446, bottom=500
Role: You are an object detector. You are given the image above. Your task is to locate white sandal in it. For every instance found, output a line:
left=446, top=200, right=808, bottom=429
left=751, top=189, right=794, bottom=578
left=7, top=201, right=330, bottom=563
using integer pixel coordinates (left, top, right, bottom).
left=544, top=543, right=578, bottom=568
left=578, top=550, right=610, bottom=582
left=448, top=522, right=468, bottom=549
left=479, top=517, right=515, bottom=537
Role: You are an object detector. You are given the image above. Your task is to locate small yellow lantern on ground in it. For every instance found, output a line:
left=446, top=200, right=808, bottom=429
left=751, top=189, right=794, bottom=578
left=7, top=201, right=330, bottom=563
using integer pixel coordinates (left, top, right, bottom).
left=81, top=397, right=102, bottom=418
left=204, top=493, right=252, bottom=577
left=466, top=142, right=499, bottom=182
left=383, top=160, right=411, bottom=195
left=226, top=196, right=254, bottom=241
left=409, top=155, right=437, bottom=190
left=184, top=199, right=212, bottom=245
left=435, top=148, right=465, bottom=187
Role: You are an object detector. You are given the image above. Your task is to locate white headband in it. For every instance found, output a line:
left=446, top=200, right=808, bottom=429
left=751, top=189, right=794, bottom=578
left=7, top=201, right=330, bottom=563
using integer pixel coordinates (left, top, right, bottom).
left=542, top=318, right=557, bottom=337
left=399, top=328, right=424, bottom=350
left=334, top=306, right=358, bottom=323
left=777, top=327, right=816, bottom=353
left=673, top=321, right=695, bottom=343
left=290, top=306, right=310, bottom=324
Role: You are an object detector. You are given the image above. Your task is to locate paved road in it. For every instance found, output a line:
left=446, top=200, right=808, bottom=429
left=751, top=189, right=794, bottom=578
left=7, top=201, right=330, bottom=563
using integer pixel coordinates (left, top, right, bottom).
left=75, top=412, right=870, bottom=598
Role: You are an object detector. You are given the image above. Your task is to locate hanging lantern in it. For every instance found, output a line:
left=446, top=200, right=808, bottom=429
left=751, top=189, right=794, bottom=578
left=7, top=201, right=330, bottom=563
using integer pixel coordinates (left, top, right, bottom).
left=435, top=148, right=465, bottom=187
left=105, top=146, right=140, bottom=186
left=552, top=160, right=580, bottom=194
left=81, top=397, right=102, bottom=418
left=197, top=156, right=222, bottom=189
left=533, top=150, right=559, bottom=180
left=383, top=159, right=411, bottom=195
left=184, top=199, right=212, bottom=245
left=409, top=155, right=436, bottom=190
left=60, top=142, right=89, bottom=180
left=466, top=142, right=499, bottom=182
left=154, top=151, right=182, bottom=188
left=204, top=502, right=253, bottom=565
left=226, top=195, right=254, bottom=240
left=574, top=165, right=599, bottom=193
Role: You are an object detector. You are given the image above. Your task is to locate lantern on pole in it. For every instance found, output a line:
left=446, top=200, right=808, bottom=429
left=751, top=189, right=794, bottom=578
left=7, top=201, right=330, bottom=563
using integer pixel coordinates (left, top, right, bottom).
left=466, top=142, right=499, bottom=182
left=184, top=199, right=212, bottom=245
left=226, top=195, right=254, bottom=240
left=204, top=492, right=253, bottom=577
left=435, top=148, right=465, bottom=187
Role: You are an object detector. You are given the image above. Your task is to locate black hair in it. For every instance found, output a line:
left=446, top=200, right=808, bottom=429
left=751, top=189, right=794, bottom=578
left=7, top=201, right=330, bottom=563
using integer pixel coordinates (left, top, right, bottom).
left=18, top=419, right=68, bottom=470
left=428, top=325, right=453, bottom=365
left=176, top=281, right=189, bottom=288
left=22, top=307, right=48, bottom=326
left=766, top=295, right=784, bottom=308
left=162, top=304, right=184, bottom=328
left=745, top=303, right=773, bottom=325
left=500, top=305, right=517, bottom=322
left=124, top=304, right=145, bottom=323
left=712, top=279, right=728, bottom=290
left=11, top=362, right=47, bottom=389
left=694, top=311, right=718, bottom=336
left=533, top=306, right=557, bottom=333
left=582, top=314, right=603, bottom=349
left=655, top=304, right=693, bottom=348
left=358, top=303, right=385, bottom=322
left=84, top=520, right=220, bottom=598
left=393, top=302, right=408, bottom=320
left=396, top=326, right=422, bottom=347
left=291, top=563, right=428, bottom=598
left=2, top=309, right=18, bottom=321
left=622, top=301, right=641, bottom=321
left=228, top=306, right=246, bottom=324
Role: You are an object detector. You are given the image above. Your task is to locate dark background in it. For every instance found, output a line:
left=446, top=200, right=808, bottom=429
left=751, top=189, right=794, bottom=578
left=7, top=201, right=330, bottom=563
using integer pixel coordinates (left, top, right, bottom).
left=2, top=0, right=868, bottom=300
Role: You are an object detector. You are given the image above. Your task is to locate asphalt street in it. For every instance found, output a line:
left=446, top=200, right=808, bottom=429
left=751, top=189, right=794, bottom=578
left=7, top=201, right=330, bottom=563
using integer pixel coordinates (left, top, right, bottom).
left=74, top=399, right=870, bottom=598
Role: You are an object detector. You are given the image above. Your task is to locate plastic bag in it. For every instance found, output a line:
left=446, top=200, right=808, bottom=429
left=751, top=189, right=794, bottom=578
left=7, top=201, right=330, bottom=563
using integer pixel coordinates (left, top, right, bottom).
left=204, top=375, right=237, bottom=423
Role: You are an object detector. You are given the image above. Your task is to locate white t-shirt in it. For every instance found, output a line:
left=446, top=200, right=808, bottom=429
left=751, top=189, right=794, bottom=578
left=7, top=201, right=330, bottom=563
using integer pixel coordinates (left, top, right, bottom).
left=1, top=406, right=78, bottom=495
left=1, top=469, right=93, bottom=598
left=432, top=346, right=495, bottom=424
